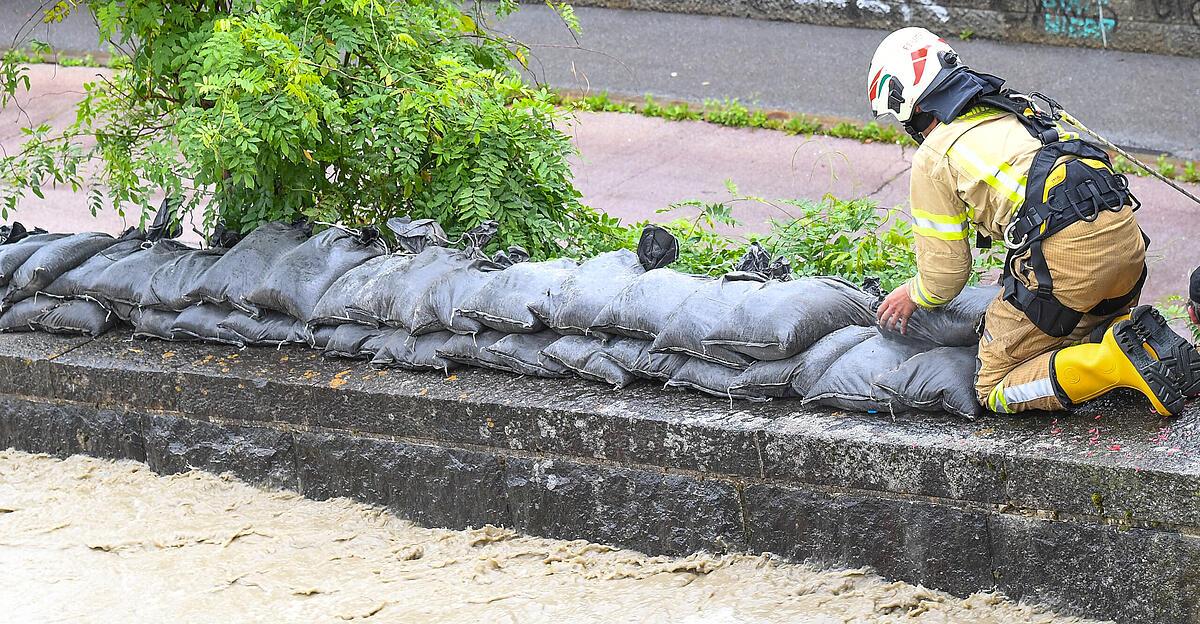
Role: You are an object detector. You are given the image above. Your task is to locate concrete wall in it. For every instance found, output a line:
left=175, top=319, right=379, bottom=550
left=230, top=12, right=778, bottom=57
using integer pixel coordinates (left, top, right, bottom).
left=559, top=0, right=1200, bottom=56
left=2, top=332, right=1198, bottom=622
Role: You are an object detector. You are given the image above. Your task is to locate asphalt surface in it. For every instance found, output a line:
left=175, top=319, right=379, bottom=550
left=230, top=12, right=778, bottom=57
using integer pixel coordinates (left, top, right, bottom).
left=490, top=5, right=1200, bottom=160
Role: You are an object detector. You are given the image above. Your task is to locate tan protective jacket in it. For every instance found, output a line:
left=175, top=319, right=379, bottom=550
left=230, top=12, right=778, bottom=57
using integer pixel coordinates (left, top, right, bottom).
left=906, top=107, right=1047, bottom=308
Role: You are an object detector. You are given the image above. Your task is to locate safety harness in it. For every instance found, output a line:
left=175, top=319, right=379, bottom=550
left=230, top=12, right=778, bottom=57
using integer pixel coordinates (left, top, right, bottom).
left=974, top=91, right=1146, bottom=338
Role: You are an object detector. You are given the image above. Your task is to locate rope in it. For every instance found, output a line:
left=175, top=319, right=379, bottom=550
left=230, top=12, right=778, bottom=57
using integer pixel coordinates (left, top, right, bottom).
left=1058, top=110, right=1200, bottom=207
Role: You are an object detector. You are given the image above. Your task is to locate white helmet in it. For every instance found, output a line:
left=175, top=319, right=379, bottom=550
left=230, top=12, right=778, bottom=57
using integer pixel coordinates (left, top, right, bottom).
left=867, top=27, right=961, bottom=123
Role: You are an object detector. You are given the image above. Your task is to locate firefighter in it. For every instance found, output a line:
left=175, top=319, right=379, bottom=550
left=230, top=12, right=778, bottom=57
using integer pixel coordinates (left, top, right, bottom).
left=868, top=27, right=1199, bottom=415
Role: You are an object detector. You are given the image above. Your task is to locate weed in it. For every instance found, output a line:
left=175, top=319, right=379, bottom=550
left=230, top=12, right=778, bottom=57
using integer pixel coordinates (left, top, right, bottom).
left=959, top=29, right=975, bottom=41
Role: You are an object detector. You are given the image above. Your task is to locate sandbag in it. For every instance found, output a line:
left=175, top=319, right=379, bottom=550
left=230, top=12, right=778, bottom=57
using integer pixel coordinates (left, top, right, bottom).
left=219, top=310, right=305, bottom=346
left=728, top=358, right=804, bottom=400
left=876, top=285, right=998, bottom=348
left=0, top=296, right=59, bottom=332
left=415, top=261, right=501, bottom=335
left=0, top=222, right=42, bottom=245
left=802, top=334, right=925, bottom=413
left=484, top=331, right=572, bottom=378
left=3, top=232, right=120, bottom=305
left=603, top=339, right=688, bottom=381
left=437, top=330, right=508, bottom=369
left=457, top=259, right=577, bottom=334
left=591, top=269, right=711, bottom=340
left=35, top=299, right=115, bottom=337
left=651, top=275, right=766, bottom=369
left=306, top=324, right=338, bottom=350
left=702, top=277, right=876, bottom=361
left=370, top=329, right=459, bottom=373
left=308, top=256, right=391, bottom=327
left=0, top=233, right=70, bottom=288
left=666, top=358, right=767, bottom=401
left=876, top=346, right=981, bottom=419
left=172, top=304, right=240, bottom=344
left=541, top=335, right=638, bottom=388
left=187, top=221, right=310, bottom=314
left=132, top=308, right=183, bottom=341
left=324, top=324, right=392, bottom=359
left=789, top=326, right=877, bottom=397
left=351, top=247, right=480, bottom=332
left=246, top=227, right=386, bottom=322
left=86, top=239, right=194, bottom=314
left=42, top=239, right=145, bottom=299
left=140, top=248, right=226, bottom=311
left=530, top=250, right=645, bottom=335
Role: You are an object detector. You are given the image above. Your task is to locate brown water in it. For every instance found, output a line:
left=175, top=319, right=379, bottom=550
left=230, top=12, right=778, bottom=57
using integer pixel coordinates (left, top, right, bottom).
left=0, top=450, right=1107, bottom=624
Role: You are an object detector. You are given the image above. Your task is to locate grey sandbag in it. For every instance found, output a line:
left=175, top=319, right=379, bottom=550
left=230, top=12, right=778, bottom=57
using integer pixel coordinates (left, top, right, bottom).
left=603, top=338, right=688, bottom=381
left=666, top=358, right=768, bottom=401
left=0, top=233, right=70, bottom=288
left=353, top=247, right=480, bottom=332
left=416, top=260, right=500, bottom=335
left=246, top=227, right=387, bottom=322
left=651, top=275, right=767, bottom=369
left=140, top=248, right=226, bottom=311
left=484, top=331, right=572, bottom=378
left=876, top=346, right=982, bottom=419
left=35, top=299, right=115, bottom=337
left=541, top=335, right=638, bottom=388
left=0, top=296, right=59, bottom=332
left=876, top=285, right=998, bottom=348
left=530, top=249, right=645, bottom=335
left=306, top=324, right=338, bottom=350
left=457, top=258, right=578, bottom=334
left=42, top=239, right=145, bottom=299
left=172, top=304, right=240, bottom=344
left=790, top=326, right=877, bottom=397
left=187, top=221, right=310, bottom=314
left=3, top=232, right=120, bottom=304
left=370, top=329, right=459, bottom=373
left=219, top=310, right=305, bottom=346
left=86, top=239, right=194, bottom=313
left=309, top=255, right=391, bottom=327
left=702, top=276, right=876, bottom=361
left=729, top=358, right=804, bottom=400
left=132, top=308, right=183, bottom=341
left=324, top=324, right=392, bottom=359
left=437, top=330, right=508, bottom=369
left=591, top=269, right=711, bottom=340
left=802, top=334, right=926, bottom=413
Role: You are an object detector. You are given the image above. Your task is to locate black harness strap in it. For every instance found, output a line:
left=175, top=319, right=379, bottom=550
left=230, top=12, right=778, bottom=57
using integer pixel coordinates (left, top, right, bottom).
left=977, top=92, right=1146, bottom=338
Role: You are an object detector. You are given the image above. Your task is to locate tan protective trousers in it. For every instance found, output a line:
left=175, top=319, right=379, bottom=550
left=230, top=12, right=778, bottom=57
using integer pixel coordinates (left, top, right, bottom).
left=975, top=207, right=1146, bottom=413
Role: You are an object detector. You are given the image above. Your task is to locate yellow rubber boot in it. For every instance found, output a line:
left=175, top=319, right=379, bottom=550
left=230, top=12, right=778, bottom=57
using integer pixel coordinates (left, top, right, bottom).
left=1052, top=320, right=1186, bottom=416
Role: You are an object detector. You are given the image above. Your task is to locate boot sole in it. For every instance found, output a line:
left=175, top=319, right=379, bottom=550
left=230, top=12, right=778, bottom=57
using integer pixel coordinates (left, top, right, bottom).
left=1129, top=305, right=1200, bottom=398
left=1113, top=320, right=1187, bottom=416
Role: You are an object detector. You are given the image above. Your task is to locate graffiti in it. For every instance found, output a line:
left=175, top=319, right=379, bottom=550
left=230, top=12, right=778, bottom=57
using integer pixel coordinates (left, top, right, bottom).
left=1040, top=0, right=1117, bottom=39
left=1008, top=0, right=1119, bottom=40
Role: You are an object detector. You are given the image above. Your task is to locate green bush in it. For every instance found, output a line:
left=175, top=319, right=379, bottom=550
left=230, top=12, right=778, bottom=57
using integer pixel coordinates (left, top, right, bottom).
left=0, top=0, right=594, bottom=258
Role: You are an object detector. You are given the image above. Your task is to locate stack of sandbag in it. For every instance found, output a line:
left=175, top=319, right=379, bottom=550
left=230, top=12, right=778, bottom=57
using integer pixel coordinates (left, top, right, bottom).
left=0, top=215, right=994, bottom=419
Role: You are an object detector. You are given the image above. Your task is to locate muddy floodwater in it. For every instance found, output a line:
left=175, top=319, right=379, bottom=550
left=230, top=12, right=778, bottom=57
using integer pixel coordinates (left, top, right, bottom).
left=0, top=450, right=1106, bottom=624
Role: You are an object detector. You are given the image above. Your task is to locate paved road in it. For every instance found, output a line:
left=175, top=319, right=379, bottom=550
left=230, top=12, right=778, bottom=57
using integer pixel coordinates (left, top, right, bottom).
left=5, top=1, right=1200, bottom=158
left=491, top=5, right=1200, bottom=160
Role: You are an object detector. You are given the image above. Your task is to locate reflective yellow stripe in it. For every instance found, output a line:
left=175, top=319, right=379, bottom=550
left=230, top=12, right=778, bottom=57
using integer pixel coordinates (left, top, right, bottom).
left=912, top=224, right=970, bottom=241
left=911, top=208, right=968, bottom=225
left=956, top=106, right=1003, bottom=122
left=988, top=383, right=1012, bottom=413
left=912, top=275, right=948, bottom=308
left=948, top=144, right=1028, bottom=207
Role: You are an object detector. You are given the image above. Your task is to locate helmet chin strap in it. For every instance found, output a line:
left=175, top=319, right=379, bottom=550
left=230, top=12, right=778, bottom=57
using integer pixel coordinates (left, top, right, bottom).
left=904, top=110, right=935, bottom=145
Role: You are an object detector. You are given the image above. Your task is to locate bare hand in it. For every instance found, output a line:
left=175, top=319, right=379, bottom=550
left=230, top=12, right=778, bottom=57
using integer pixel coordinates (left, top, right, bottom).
left=877, top=283, right=917, bottom=335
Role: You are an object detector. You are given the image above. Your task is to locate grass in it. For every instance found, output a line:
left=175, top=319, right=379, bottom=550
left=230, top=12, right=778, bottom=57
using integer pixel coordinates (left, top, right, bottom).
left=2, top=48, right=129, bottom=70
left=556, top=90, right=1200, bottom=183
left=553, top=91, right=918, bottom=146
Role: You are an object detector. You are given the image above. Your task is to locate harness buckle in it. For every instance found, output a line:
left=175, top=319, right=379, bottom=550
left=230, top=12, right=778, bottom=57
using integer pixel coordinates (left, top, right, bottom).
left=1003, top=219, right=1026, bottom=250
